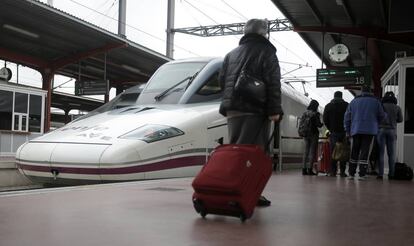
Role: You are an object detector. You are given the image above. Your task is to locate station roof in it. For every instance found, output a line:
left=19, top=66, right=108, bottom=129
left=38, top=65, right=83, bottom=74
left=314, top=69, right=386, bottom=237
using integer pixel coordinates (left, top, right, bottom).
left=0, top=0, right=171, bottom=88
left=52, top=91, right=103, bottom=112
left=272, top=0, right=414, bottom=89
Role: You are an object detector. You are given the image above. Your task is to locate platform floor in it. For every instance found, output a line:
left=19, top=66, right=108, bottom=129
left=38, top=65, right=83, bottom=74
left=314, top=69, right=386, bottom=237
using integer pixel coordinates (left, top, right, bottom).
left=1, top=171, right=414, bottom=246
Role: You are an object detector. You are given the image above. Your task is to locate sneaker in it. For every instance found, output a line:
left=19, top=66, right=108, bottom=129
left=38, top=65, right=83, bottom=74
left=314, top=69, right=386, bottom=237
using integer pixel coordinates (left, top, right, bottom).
left=376, top=176, right=383, bottom=180
left=340, top=173, right=348, bottom=178
left=257, top=196, right=271, bottom=207
left=358, top=176, right=366, bottom=181
left=348, top=176, right=355, bottom=180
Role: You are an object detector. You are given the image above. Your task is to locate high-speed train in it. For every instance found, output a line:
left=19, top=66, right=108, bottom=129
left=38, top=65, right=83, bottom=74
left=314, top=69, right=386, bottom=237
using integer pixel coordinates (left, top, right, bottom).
left=16, top=57, right=312, bottom=185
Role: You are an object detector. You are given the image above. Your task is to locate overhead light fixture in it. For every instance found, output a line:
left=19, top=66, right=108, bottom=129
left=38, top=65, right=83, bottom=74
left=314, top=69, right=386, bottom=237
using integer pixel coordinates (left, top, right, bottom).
left=336, top=0, right=343, bottom=6
left=121, top=64, right=147, bottom=76
left=3, top=24, right=39, bottom=39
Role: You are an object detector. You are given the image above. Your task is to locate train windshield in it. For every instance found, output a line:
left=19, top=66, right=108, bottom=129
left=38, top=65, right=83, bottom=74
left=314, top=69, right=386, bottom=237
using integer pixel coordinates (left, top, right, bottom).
left=137, top=62, right=207, bottom=104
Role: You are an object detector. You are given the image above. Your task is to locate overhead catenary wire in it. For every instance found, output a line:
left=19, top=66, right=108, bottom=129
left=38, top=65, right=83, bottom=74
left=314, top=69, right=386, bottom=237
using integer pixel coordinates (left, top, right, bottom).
left=182, top=0, right=220, bottom=25
left=68, top=0, right=201, bottom=57
left=221, top=0, right=248, bottom=20
left=191, top=0, right=246, bottom=21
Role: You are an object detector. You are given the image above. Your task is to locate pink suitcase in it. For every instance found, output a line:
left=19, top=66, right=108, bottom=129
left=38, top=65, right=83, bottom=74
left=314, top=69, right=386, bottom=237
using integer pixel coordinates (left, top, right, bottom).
left=192, top=144, right=272, bottom=222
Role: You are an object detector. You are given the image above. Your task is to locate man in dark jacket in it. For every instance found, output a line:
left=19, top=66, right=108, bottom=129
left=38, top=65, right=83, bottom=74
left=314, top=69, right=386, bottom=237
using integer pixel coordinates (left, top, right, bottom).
left=323, top=91, right=349, bottom=177
left=344, top=86, right=386, bottom=180
left=219, top=19, right=283, bottom=206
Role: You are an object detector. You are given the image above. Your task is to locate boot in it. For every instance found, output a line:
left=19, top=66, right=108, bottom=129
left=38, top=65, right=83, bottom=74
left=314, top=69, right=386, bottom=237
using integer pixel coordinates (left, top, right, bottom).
left=302, top=168, right=308, bottom=175
left=308, top=168, right=317, bottom=175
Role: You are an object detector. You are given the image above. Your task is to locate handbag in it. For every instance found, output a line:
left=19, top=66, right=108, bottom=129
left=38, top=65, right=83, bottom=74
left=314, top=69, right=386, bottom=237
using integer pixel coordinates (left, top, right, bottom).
left=234, top=70, right=266, bottom=106
left=332, top=139, right=350, bottom=162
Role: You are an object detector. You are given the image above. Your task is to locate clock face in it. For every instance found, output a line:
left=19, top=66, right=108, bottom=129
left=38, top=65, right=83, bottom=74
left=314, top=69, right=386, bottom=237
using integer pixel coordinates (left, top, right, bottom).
left=0, top=67, right=12, bottom=81
left=328, top=44, right=349, bottom=63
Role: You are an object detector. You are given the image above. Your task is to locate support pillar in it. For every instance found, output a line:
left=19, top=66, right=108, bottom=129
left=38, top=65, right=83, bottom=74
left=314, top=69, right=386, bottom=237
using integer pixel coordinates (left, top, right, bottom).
left=64, top=108, right=71, bottom=124
left=367, top=38, right=384, bottom=97
left=41, top=69, right=54, bottom=133
left=116, top=84, right=124, bottom=95
left=166, top=0, right=175, bottom=58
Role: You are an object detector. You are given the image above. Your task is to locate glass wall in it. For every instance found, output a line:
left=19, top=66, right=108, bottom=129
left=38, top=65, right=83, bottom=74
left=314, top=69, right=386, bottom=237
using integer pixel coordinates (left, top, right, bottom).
left=0, top=90, right=13, bottom=130
left=29, top=95, right=42, bottom=132
left=0, top=89, right=43, bottom=133
left=405, top=68, right=414, bottom=134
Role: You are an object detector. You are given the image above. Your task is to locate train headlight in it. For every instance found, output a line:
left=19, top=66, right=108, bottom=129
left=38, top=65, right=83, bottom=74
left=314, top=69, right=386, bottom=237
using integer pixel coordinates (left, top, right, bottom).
left=119, top=124, right=184, bottom=143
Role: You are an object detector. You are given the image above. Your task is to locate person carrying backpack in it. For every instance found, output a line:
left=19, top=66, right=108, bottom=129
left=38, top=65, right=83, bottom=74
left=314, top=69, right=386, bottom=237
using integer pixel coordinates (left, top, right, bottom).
left=299, top=99, right=323, bottom=175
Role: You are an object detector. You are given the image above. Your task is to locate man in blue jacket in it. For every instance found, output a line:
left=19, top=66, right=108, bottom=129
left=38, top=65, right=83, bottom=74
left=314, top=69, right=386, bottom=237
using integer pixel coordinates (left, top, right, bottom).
left=344, top=86, right=386, bottom=180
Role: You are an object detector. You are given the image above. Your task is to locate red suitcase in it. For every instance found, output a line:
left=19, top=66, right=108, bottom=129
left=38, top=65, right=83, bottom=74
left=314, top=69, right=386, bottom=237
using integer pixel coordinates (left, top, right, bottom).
left=316, top=141, right=331, bottom=174
left=192, top=144, right=272, bottom=222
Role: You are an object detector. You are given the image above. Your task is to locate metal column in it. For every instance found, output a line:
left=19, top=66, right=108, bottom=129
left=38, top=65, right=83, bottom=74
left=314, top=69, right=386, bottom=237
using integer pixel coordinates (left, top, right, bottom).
left=118, top=0, right=127, bottom=38
left=166, top=0, right=175, bottom=58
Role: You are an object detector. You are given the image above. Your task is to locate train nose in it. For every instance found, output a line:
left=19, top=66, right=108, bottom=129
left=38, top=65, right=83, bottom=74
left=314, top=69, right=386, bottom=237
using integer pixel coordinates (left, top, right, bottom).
left=99, top=141, right=143, bottom=181
left=16, top=141, right=112, bottom=185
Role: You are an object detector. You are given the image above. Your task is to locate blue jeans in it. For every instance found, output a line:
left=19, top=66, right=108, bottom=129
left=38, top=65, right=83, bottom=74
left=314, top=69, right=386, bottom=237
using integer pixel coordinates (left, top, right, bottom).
left=303, top=135, right=318, bottom=169
left=377, top=128, right=397, bottom=177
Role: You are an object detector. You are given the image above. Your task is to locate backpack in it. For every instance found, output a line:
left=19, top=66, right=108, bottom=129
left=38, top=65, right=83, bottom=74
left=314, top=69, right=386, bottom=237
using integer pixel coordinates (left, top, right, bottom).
left=298, top=111, right=313, bottom=137
left=394, top=162, right=413, bottom=180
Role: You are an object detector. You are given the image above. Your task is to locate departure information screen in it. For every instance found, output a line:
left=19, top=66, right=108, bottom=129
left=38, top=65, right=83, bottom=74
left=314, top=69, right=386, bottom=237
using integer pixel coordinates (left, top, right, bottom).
left=316, top=66, right=371, bottom=87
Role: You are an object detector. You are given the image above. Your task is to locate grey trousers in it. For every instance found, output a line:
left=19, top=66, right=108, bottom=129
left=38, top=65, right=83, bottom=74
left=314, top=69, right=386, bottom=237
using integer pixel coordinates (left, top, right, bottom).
left=227, top=115, right=271, bottom=153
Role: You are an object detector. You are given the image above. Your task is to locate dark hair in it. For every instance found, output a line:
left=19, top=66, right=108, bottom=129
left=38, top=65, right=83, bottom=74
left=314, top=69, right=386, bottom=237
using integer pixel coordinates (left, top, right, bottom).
left=382, top=91, right=397, bottom=104
left=307, top=99, right=319, bottom=112
left=334, top=91, right=342, bottom=98
left=361, top=85, right=371, bottom=93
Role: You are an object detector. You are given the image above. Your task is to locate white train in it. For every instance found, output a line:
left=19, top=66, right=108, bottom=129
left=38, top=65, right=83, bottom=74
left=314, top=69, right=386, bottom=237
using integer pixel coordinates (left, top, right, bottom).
left=16, top=57, right=312, bottom=185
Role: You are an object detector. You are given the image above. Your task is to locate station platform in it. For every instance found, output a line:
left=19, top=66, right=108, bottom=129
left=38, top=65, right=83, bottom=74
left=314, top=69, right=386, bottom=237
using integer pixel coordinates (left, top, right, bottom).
left=0, top=171, right=413, bottom=246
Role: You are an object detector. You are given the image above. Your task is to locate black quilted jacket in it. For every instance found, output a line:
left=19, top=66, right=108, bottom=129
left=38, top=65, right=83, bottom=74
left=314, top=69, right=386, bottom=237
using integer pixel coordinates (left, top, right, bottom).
left=218, top=33, right=283, bottom=117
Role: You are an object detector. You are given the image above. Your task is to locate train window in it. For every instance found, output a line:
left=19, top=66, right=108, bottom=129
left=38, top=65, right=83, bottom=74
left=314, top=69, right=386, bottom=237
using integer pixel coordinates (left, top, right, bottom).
left=405, top=68, right=414, bottom=133
left=0, top=90, right=13, bottom=130
left=145, top=62, right=206, bottom=91
left=187, top=72, right=222, bottom=103
left=29, top=95, right=42, bottom=132
left=113, top=93, right=139, bottom=109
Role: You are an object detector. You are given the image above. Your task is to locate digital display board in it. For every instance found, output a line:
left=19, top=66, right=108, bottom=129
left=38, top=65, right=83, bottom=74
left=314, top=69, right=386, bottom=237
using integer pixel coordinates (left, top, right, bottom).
left=75, top=80, right=108, bottom=96
left=316, top=66, right=371, bottom=88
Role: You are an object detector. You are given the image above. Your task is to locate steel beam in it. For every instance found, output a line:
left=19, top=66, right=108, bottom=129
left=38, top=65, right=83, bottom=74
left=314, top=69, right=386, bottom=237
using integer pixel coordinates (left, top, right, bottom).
left=172, top=19, right=292, bottom=37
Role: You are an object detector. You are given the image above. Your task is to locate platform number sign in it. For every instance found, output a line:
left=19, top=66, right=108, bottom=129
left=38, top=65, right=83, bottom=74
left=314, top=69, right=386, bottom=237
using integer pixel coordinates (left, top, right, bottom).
left=316, top=66, right=371, bottom=88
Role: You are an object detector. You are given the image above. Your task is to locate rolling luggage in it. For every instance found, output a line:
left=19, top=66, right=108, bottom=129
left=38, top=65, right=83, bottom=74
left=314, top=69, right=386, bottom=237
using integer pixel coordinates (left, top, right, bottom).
left=192, top=144, right=272, bottom=222
left=316, top=140, right=331, bottom=174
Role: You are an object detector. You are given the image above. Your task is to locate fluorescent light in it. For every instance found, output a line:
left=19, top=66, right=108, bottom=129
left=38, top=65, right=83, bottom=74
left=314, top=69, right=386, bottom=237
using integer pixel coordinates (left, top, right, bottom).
left=122, top=64, right=147, bottom=75
left=3, top=24, right=39, bottom=39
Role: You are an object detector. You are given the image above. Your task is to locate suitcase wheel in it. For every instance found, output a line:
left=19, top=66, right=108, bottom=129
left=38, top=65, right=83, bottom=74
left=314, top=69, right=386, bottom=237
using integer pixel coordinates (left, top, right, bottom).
left=193, top=198, right=207, bottom=218
left=240, top=213, right=247, bottom=222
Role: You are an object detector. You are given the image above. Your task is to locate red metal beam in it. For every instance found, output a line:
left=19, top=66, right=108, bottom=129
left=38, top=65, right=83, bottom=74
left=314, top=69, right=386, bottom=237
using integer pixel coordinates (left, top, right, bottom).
left=0, top=47, right=49, bottom=69
left=51, top=42, right=128, bottom=72
left=294, top=26, right=414, bottom=46
left=367, top=38, right=384, bottom=97
left=41, top=70, right=54, bottom=133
